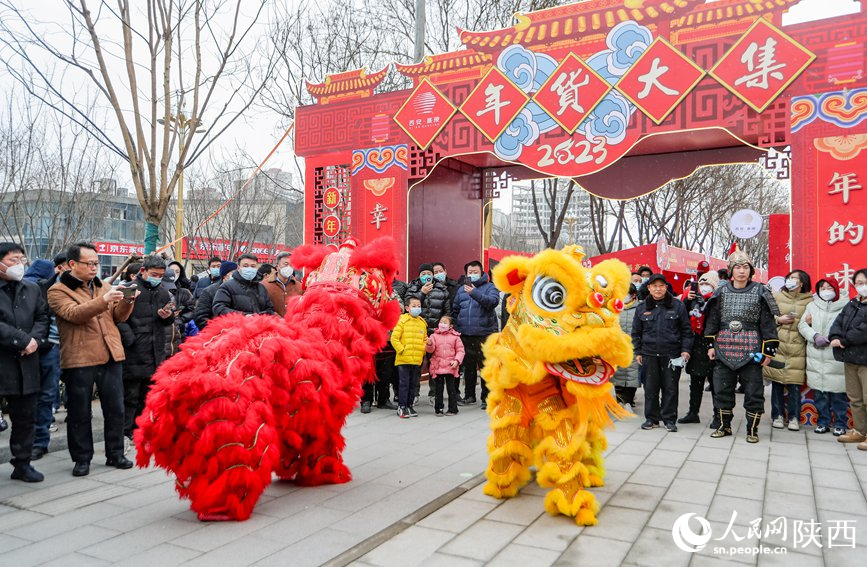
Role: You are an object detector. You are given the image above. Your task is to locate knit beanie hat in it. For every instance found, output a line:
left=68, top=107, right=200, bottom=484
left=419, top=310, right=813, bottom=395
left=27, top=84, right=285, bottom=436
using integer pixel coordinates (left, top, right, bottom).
left=418, top=263, right=434, bottom=274
left=698, top=270, right=720, bottom=290
left=219, top=261, right=238, bottom=279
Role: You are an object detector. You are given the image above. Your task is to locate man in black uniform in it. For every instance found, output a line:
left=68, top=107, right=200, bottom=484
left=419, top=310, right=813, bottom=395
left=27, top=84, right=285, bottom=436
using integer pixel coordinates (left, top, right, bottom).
left=704, top=248, right=779, bottom=443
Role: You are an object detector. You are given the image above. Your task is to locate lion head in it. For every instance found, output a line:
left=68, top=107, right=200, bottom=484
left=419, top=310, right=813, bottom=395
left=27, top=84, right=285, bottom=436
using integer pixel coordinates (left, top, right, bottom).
left=493, top=245, right=634, bottom=387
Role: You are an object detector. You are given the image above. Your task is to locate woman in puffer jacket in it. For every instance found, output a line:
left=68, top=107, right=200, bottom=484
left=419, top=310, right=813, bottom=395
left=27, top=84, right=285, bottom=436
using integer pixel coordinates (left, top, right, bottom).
left=765, top=269, right=813, bottom=431
left=612, top=285, right=640, bottom=410
left=829, top=268, right=867, bottom=448
left=799, top=279, right=849, bottom=435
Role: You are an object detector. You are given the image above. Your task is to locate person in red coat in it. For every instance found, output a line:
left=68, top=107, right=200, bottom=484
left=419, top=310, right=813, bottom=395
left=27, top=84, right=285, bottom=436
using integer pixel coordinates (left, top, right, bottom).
left=425, top=315, right=465, bottom=416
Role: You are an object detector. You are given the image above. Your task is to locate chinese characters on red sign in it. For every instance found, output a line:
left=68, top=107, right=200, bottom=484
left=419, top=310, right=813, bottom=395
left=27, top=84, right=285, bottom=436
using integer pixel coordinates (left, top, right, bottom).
left=393, top=78, right=457, bottom=149
left=460, top=67, right=529, bottom=142
left=710, top=18, right=815, bottom=113
left=814, top=135, right=867, bottom=296
left=534, top=54, right=611, bottom=133
left=94, top=242, right=146, bottom=257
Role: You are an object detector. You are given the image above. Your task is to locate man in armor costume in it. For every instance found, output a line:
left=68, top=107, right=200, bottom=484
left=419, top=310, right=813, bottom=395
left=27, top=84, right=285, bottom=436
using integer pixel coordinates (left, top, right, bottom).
left=704, top=249, right=779, bottom=443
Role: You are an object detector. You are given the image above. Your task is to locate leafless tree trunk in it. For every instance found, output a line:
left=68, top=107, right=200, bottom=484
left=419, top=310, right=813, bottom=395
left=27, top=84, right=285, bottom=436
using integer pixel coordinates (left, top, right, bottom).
left=0, top=0, right=277, bottom=252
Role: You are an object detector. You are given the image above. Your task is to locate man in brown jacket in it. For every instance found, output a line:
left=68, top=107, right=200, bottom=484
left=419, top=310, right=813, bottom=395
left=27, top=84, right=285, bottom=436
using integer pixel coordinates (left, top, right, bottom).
left=262, top=252, right=302, bottom=317
left=48, top=242, right=136, bottom=477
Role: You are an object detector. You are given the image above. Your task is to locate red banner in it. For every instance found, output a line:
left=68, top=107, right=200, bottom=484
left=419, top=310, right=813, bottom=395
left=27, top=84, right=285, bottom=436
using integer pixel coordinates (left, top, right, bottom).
left=814, top=135, right=867, bottom=297
left=183, top=237, right=291, bottom=262
left=768, top=213, right=791, bottom=278
left=94, top=241, right=146, bottom=257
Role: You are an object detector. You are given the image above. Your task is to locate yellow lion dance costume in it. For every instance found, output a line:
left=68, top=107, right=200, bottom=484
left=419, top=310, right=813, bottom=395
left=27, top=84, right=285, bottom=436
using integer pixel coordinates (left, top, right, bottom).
left=482, top=245, right=634, bottom=526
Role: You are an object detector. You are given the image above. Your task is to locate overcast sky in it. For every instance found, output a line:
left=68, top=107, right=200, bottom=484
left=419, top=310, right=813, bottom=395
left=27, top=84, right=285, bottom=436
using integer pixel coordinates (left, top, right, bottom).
left=2, top=0, right=861, bottom=186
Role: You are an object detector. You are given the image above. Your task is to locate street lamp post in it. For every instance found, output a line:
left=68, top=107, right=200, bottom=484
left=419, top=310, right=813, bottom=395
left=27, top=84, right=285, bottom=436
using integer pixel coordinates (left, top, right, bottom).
left=158, top=109, right=204, bottom=262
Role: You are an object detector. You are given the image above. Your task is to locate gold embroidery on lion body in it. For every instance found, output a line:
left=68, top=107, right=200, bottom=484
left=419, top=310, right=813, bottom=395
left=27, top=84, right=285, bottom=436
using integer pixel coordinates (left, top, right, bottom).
left=481, top=245, right=634, bottom=526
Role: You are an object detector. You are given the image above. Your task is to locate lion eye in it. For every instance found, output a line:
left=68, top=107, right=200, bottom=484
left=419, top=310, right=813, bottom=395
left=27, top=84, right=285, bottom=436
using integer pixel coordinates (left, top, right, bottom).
left=532, top=276, right=566, bottom=311
left=595, top=275, right=608, bottom=288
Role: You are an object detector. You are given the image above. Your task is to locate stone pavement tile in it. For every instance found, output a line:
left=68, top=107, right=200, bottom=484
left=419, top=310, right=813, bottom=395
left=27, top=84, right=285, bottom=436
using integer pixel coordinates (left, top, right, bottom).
left=0, top=525, right=121, bottom=567
left=30, top=483, right=134, bottom=515
left=816, top=486, right=867, bottom=515
left=169, top=510, right=281, bottom=552
left=7, top=501, right=127, bottom=541
left=484, top=493, right=545, bottom=526
left=716, top=475, right=764, bottom=502
left=513, top=512, right=582, bottom=552
left=764, top=472, right=813, bottom=495
left=811, top=453, right=855, bottom=472
left=644, top=448, right=689, bottom=468
left=593, top=469, right=630, bottom=494
left=756, top=550, right=822, bottom=567
left=648, top=499, right=710, bottom=531
left=816, top=509, right=867, bottom=546
left=360, top=525, right=456, bottom=567
left=487, top=543, right=561, bottom=567
left=0, top=532, right=30, bottom=552
left=622, top=526, right=691, bottom=567
left=722, top=458, right=767, bottom=479
left=615, top=439, right=660, bottom=457
left=706, top=495, right=762, bottom=526
left=258, top=527, right=365, bottom=567
left=657, top=435, right=701, bottom=453
left=0, top=478, right=104, bottom=509
left=592, top=505, right=652, bottom=543
left=690, top=555, right=754, bottom=566
left=812, top=469, right=860, bottom=491
left=678, top=460, right=724, bottom=482
left=766, top=456, right=811, bottom=476
left=769, top=442, right=808, bottom=459
left=0, top=509, right=48, bottom=533
left=80, top=516, right=203, bottom=561
left=604, top=452, right=646, bottom=472
left=554, top=533, right=632, bottom=567
left=695, top=431, right=735, bottom=449
left=607, top=483, right=666, bottom=512
left=822, top=546, right=865, bottom=567
left=418, top=497, right=500, bottom=533
left=322, top=481, right=401, bottom=512
left=255, top=504, right=349, bottom=544
left=331, top=499, right=415, bottom=537
left=768, top=431, right=807, bottom=446
left=688, top=447, right=731, bottom=465
left=628, top=464, right=679, bottom=488
left=180, top=535, right=289, bottom=567
left=100, top=481, right=175, bottom=509
left=462, top=481, right=495, bottom=502
left=252, top=483, right=344, bottom=519
left=117, top=543, right=201, bottom=567
left=38, top=553, right=112, bottom=567
left=438, top=519, right=526, bottom=562
left=93, top=497, right=189, bottom=532
left=690, top=522, right=757, bottom=565
left=730, top=443, right=770, bottom=460
left=107, top=468, right=175, bottom=490
left=375, top=463, right=440, bottom=487
left=762, top=491, right=816, bottom=524
left=759, top=524, right=823, bottom=558
left=666, top=479, right=717, bottom=506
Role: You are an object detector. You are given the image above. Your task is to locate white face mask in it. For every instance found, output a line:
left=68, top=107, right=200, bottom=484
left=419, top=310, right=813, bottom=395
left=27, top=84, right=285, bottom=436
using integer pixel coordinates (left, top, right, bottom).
left=3, top=263, right=25, bottom=281
left=819, top=289, right=836, bottom=301
left=857, top=284, right=867, bottom=298
left=280, top=266, right=294, bottom=279
left=699, top=284, right=714, bottom=296
left=785, top=278, right=798, bottom=291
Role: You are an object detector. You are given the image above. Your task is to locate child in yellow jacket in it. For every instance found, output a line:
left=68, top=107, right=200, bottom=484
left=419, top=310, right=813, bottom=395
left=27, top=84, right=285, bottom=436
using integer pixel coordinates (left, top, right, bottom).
left=391, top=296, right=428, bottom=418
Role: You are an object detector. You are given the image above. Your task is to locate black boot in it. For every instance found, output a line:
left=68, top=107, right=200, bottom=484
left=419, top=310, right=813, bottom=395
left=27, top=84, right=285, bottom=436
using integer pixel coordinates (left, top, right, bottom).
left=746, top=411, right=762, bottom=443
left=678, top=412, right=700, bottom=424
left=708, top=408, right=720, bottom=430
left=710, top=409, right=733, bottom=438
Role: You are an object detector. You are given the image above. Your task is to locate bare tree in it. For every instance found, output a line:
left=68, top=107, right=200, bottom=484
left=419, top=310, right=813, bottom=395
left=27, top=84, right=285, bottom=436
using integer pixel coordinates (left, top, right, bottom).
left=529, top=178, right=578, bottom=249
left=0, top=88, right=121, bottom=259
left=160, top=151, right=302, bottom=268
left=587, top=164, right=789, bottom=267
left=0, top=0, right=277, bottom=252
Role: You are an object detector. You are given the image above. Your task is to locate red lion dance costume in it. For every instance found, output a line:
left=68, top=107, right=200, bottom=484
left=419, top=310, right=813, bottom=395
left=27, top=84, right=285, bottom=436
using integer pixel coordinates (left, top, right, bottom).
left=134, top=237, right=400, bottom=521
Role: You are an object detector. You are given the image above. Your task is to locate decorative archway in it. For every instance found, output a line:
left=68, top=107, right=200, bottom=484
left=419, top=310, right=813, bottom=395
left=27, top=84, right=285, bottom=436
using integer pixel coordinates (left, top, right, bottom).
left=295, top=0, right=867, bottom=292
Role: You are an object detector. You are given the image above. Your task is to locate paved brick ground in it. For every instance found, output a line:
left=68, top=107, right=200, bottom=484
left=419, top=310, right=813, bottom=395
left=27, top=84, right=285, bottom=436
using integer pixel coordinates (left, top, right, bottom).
left=1, top=382, right=865, bottom=566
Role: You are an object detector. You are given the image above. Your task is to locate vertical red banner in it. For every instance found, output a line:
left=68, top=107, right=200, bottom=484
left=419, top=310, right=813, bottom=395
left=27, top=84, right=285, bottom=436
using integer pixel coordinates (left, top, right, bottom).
left=813, top=135, right=867, bottom=297
left=767, top=213, right=791, bottom=278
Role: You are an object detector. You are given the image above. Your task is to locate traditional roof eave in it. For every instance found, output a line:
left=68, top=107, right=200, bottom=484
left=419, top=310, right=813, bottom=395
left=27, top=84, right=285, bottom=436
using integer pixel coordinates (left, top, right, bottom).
left=457, top=0, right=705, bottom=52
left=305, top=66, right=390, bottom=103
left=395, top=49, right=494, bottom=82
left=671, top=0, right=803, bottom=29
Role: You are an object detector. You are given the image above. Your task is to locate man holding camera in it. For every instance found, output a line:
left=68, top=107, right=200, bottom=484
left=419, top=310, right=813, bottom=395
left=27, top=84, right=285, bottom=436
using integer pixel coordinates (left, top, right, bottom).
left=48, top=242, right=136, bottom=477
left=117, top=255, right=175, bottom=449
